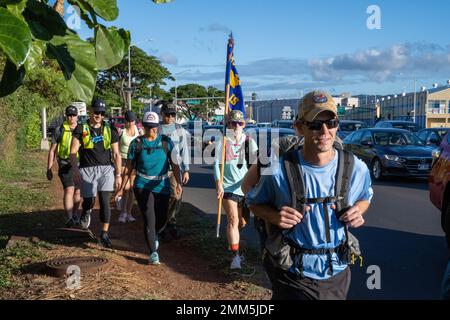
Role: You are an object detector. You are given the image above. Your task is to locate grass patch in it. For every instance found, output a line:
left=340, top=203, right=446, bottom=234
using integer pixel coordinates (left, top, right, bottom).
left=177, top=203, right=263, bottom=277
left=0, top=151, right=51, bottom=215
left=0, top=241, right=45, bottom=290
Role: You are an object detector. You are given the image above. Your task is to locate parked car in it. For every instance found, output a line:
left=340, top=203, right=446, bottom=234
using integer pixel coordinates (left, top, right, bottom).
left=343, top=128, right=435, bottom=180
left=337, top=120, right=368, bottom=140
left=374, top=120, right=421, bottom=132
left=416, top=128, right=450, bottom=147
left=429, top=131, right=450, bottom=248
left=111, top=116, right=126, bottom=129
left=271, top=120, right=294, bottom=129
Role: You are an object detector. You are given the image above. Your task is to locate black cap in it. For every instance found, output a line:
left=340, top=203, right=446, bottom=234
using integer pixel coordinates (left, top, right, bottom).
left=65, top=105, right=78, bottom=116
left=124, top=110, right=137, bottom=122
left=92, top=99, right=106, bottom=113
left=160, top=101, right=177, bottom=114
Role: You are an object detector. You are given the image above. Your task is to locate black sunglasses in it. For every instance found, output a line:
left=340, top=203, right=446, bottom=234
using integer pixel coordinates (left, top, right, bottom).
left=304, top=119, right=339, bottom=131
left=230, top=121, right=244, bottom=127
left=164, top=112, right=176, bottom=117
left=94, top=111, right=105, bottom=116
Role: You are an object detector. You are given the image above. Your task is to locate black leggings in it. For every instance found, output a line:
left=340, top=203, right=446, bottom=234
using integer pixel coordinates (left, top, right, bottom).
left=134, top=188, right=170, bottom=253
left=81, top=191, right=112, bottom=224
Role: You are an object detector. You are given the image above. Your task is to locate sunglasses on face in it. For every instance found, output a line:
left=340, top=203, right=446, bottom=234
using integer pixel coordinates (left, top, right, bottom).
left=164, top=113, right=176, bottom=117
left=230, top=121, right=244, bottom=127
left=304, top=118, right=339, bottom=131
left=94, top=112, right=105, bottom=116
left=67, top=114, right=77, bottom=118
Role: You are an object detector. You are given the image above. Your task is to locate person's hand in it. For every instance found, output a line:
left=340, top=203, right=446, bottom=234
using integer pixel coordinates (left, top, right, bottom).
left=46, top=169, right=53, bottom=181
left=275, top=205, right=310, bottom=229
left=115, top=176, right=122, bottom=191
left=182, top=172, right=190, bottom=185
left=217, top=184, right=224, bottom=199
left=339, top=205, right=365, bottom=228
left=176, top=183, right=182, bottom=196
left=73, top=169, right=81, bottom=186
left=115, top=189, right=123, bottom=202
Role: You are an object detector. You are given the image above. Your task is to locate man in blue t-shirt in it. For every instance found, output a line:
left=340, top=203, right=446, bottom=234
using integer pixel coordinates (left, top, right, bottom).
left=246, top=90, right=373, bottom=300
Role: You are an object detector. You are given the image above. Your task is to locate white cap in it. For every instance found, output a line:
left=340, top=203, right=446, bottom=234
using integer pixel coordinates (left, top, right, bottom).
left=143, top=111, right=159, bottom=128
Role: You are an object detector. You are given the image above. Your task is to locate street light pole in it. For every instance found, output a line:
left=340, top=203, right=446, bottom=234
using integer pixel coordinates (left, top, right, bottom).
left=127, top=39, right=154, bottom=111
left=128, top=45, right=132, bottom=110
left=413, top=75, right=417, bottom=124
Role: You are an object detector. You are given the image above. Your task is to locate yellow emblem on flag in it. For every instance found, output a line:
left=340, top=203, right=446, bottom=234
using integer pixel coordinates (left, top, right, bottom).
left=229, top=69, right=240, bottom=89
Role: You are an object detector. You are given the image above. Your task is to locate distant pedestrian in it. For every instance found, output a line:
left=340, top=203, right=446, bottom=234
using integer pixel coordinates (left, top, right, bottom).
left=70, top=99, right=122, bottom=248
left=47, top=104, right=81, bottom=228
left=117, top=110, right=142, bottom=223
left=116, top=112, right=183, bottom=265
left=158, top=101, right=190, bottom=240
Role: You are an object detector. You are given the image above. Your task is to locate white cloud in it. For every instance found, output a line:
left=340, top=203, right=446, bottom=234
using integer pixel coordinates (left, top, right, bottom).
left=159, top=52, right=178, bottom=65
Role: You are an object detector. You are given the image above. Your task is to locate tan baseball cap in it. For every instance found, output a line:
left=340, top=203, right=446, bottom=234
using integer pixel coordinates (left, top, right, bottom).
left=298, top=90, right=337, bottom=122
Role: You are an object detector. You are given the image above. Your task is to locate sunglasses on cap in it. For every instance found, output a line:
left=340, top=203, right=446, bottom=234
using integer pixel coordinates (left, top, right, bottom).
left=303, top=118, right=339, bottom=131
left=94, top=111, right=105, bottom=116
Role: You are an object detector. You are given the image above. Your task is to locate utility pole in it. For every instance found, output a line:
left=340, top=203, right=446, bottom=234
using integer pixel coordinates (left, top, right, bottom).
left=413, top=75, right=417, bottom=124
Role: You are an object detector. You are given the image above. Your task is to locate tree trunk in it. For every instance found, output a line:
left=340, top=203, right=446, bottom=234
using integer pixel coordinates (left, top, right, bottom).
left=53, top=0, right=65, bottom=17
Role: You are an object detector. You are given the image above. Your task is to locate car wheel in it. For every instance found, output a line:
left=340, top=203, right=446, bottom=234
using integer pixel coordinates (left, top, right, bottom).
left=371, top=158, right=383, bottom=180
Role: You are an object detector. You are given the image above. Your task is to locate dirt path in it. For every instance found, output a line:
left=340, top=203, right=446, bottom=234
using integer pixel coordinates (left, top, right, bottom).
left=2, top=170, right=271, bottom=300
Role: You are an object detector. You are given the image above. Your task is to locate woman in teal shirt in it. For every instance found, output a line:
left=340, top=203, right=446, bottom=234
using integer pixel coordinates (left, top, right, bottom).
left=116, top=112, right=182, bottom=265
left=214, top=110, right=258, bottom=271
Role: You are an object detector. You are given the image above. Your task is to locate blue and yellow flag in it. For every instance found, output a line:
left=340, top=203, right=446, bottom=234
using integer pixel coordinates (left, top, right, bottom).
left=225, top=35, right=246, bottom=118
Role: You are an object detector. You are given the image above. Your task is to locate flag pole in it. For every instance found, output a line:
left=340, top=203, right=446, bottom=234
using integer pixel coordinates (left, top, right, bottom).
left=216, top=33, right=233, bottom=238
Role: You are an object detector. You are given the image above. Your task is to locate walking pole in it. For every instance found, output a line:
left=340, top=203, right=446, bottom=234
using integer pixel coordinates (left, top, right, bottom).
left=217, top=34, right=233, bottom=238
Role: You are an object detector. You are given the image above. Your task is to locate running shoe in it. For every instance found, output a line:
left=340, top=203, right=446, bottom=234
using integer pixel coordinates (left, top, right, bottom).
left=149, top=252, right=160, bottom=265
left=126, top=214, right=136, bottom=223
left=118, top=212, right=127, bottom=223
left=230, top=253, right=242, bottom=270
left=100, top=232, right=112, bottom=248
left=79, top=210, right=91, bottom=229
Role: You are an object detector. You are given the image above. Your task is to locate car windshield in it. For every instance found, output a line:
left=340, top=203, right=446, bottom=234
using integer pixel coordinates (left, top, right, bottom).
left=436, top=129, right=450, bottom=138
left=340, top=122, right=367, bottom=132
left=373, top=132, right=424, bottom=146
left=391, top=123, right=420, bottom=132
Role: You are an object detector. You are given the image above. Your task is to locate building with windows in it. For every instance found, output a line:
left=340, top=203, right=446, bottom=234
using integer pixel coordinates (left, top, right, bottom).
left=347, top=81, right=450, bottom=128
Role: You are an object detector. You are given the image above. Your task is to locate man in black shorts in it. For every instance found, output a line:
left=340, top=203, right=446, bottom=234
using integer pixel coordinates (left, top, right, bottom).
left=70, top=99, right=122, bottom=248
left=47, top=104, right=81, bottom=228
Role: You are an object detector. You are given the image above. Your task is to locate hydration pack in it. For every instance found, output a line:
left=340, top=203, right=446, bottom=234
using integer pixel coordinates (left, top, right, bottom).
left=254, top=137, right=362, bottom=274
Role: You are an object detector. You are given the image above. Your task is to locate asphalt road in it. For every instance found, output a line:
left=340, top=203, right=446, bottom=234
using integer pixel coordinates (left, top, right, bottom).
left=182, top=164, right=449, bottom=299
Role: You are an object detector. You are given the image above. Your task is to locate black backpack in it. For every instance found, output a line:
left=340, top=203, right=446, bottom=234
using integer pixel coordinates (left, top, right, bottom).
left=254, top=144, right=362, bottom=275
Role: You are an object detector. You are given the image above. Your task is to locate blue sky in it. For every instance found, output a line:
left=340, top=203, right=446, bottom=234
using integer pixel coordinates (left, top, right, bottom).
left=73, top=0, right=450, bottom=100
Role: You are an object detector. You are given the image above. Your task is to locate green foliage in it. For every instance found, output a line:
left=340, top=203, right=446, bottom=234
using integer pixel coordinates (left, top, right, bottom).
left=96, top=46, right=173, bottom=111
left=0, top=0, right=172, bottom=102
left=172, top=84, right=225, bottom=120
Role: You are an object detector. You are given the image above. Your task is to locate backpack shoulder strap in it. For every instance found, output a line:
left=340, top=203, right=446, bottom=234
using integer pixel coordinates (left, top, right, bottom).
left=283, top=149, right=306, bottom=212
left=133, top=136, right=143, bottom=165
left=334, top=148, right=355, bottom=216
